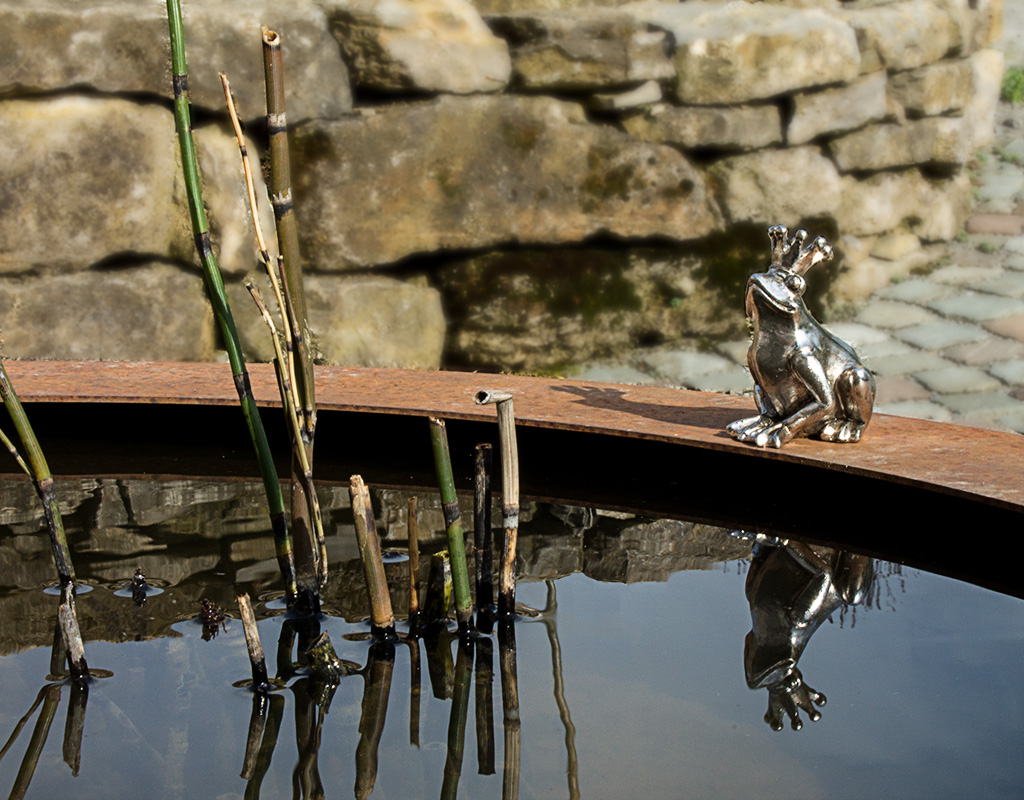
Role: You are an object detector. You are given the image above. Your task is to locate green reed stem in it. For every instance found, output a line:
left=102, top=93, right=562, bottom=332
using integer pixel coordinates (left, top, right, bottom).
left=429, top=418, right=473, bottom=633
left=165, top=0, right=296, bottom=601
left=0, top=360, right=75, bottom=585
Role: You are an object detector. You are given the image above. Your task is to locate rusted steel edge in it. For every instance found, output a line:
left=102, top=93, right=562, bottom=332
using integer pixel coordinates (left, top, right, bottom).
left=5, top=360, right=1023, bottom=513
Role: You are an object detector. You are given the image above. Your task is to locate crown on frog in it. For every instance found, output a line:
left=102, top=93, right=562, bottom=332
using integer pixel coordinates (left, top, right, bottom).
left=767, top=225, right=833, bottom=276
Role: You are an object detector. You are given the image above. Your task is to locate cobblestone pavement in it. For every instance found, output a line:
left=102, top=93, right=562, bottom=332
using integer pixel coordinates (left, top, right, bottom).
left=574, top=30, right=1024, bottom=435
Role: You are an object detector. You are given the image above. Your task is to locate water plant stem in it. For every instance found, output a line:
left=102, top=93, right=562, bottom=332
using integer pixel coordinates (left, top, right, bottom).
left=407, top=496, right=420, bottom=626
left=0, top=360, right=75, bottom=586
left=237, top=593, right=270, bottom=692
left=349, top=475, right=397, bottom=641
left=165, top=0, right=296, bottom=602
left=474, top=443, right=495, bottom=629
left=429, top=418, right=474, bottom=634
left=473, top=391, right=519, bottom=619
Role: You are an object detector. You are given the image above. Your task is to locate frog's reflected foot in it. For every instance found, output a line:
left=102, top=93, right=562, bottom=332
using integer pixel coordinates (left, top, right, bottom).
left=819, top=419, right=865, bottom=443
left=764, top=671, right=826, bottom=731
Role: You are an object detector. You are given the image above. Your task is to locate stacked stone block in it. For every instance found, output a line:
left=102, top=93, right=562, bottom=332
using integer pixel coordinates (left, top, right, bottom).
left=0, top=0, right=1004, bottom=371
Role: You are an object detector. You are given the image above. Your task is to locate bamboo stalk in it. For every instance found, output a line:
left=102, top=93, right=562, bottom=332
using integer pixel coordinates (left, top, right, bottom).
left=407, top=496, right=420, bottom=626
left=58, top=583, right=89, bottom=680
left=422, top=551, right=453, bottom=629
left=165, top=0, right=296, bottom=602
left=350, top=475, right=397, bottom=641
left=0, top=360, right=75, bottom=585
left=429, top=418, right=473, bottom=634
left=407, top=637, right=421, bottom=748
left=474, top=391, right=519, bottom=619
left=474, top=443, right=494, bottom=630
left=237, top=593, right=270, bottom=691
left=262, top=27, right=314, bottom=440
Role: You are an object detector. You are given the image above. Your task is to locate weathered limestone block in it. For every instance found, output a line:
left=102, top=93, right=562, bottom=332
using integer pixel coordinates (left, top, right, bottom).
left=484, top=9, right=673, bottom=90
left=0, top=263, right=215, bottom=361
left=0, top=1, right=351, bottom=121
left=966, top=48, right=1005, bottom=150
left=936, top=0, right=1003, bottom=54
left=829, top=117, right=972, bottom=172
left=839, top=0, right=960, bottom=73
left=0, top=97, right=184, bottom=273
left=291, top=95, right=721, bottom=270
left=836, top=169, right=971, bottom=240
left=231, top=274, right=445, bottom=368
left=324, top=0, right=511, bottom=93
left=471, top=0, right=635, bottom=10
left=436, top=247, right=743, bottom=372
left=887, top=58, right=974, bottom=118
left=706, top=147, right=842, bottom=227
left=588, top=80, right=663, bottom=111
left=623, top=103, right=782, bottom=152
left=626, top=1, right=860, bottom=104
left=788, top=71, right=888, bottom=146
left=830, top=246, right=937, bottom=303
left=0, top=97, right=277, bottom=280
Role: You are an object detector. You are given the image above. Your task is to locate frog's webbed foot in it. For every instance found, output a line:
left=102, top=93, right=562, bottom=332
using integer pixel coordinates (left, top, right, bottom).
left=819, top=419, right=865, bottom=443
left=764, top=670, right=827, bottom=731
left=727, top=415, right=773, bottom=442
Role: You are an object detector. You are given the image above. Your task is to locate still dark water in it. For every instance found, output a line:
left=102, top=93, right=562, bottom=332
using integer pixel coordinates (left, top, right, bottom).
left=0, top=478, right=1021, bottom=799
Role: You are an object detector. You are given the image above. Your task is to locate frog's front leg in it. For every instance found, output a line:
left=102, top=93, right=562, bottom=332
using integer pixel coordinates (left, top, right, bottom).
left=752, top=347, right=834, bottom=448
left=726, top=385, right=778, bottom=442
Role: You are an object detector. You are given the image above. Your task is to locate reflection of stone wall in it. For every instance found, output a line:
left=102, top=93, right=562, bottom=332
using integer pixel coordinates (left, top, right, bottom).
left=0, top=478, right=748, bottom=653
left=0, top=0, right=1003, bottom=371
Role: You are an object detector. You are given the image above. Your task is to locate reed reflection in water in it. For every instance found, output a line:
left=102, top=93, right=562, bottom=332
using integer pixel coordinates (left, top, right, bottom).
left=0, top=478, right=1021, bottom=799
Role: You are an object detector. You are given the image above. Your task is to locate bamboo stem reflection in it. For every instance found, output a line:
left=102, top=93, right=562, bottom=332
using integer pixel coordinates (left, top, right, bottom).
left=440, top=640, right=473, bottom=800
left=536, top=581, right=580, bottom=800
left=474, top=637, right=496, bottom=776
left=355, top=643, right=395, bottom=800
left=498, top=623, right=520, bottom=800
left=243, top=694, right=285, bottom=800
left=10, top=684, right=60, bottom=800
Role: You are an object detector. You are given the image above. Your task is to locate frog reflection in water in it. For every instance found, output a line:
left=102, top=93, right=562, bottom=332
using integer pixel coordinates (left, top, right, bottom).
left=744, top=536, right=873, bottom=731
left=728, top=226, right=876, bottom=448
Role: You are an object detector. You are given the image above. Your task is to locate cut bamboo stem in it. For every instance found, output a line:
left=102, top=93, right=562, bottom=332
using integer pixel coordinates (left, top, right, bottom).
left=165, top=0, right=295, bottom=603
left=350, top=475, right=397, bottom=641
left=473, top=391, right=519, bottom=619
left=58, top=583, right=89, bottom=680
left=407, top=496, right=420, bottom=626
left=422, top=551, right=452, bottom=629
left=474, top=443, right=494, bottom=630
left=429, top=418, right=473, bottom=634
left=0, top=360, right=75, bottom=586
left=237, top=593, right=270, bottom=692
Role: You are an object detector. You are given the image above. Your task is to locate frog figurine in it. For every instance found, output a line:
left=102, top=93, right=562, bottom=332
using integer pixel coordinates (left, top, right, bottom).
left=727, top=226, right=875, bottom=448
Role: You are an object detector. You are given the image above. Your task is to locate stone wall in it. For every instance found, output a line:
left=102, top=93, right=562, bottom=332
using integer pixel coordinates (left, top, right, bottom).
left=0, top=0, right=1004, bottom=372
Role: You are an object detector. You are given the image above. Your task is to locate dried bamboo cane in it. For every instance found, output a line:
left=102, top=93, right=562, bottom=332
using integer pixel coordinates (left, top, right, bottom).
left=0, top=360, right=75, bottom=586
left=350, top=476, right=397, bottom=641
left=237, top=593, right=270, bottom=692
left=221, top=69, right=324, bottom=608
left=429, top=418, right=474, bottom=634
left=58, top=583, right=89, bottom=680
left=407, top=496, right=420, bottom=626
left=474, top=443, right=494, bottom=630
left=165, top=0, right=295, bottom=602
left=474, top=391, right=519, bottom=619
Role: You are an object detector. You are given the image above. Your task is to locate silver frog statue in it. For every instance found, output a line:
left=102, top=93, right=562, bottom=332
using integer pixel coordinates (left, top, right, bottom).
left=727, top=226, right=875, bottom=449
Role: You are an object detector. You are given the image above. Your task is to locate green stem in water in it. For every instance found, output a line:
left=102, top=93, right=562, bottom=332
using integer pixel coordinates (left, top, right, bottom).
left=165, top=0, right=296, bottom=602
left=428, top=418, right=473, bottom=633
left=0, top=360, right=75, bottom=585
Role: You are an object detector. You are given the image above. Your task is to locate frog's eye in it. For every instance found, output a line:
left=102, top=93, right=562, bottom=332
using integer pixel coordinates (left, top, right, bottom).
left=785, top=273, right=806, bottom=297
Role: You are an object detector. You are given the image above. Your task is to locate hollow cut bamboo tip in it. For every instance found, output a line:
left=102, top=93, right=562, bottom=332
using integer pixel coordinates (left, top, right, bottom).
left=350, top=475, right=397, bottom=641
